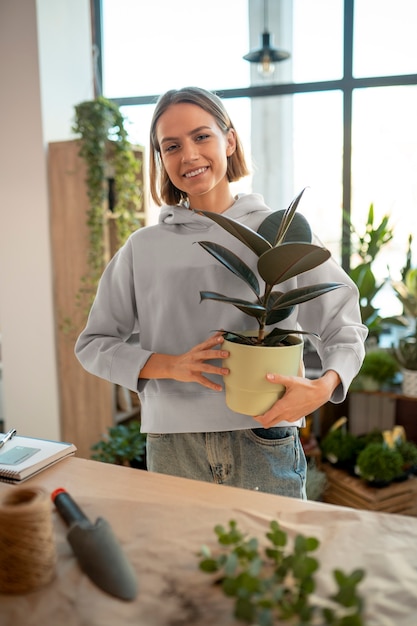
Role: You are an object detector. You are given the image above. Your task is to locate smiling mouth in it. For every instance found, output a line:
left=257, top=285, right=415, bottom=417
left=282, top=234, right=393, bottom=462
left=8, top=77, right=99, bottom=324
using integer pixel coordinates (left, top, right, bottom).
left=183, top=167, right=208, bottom=178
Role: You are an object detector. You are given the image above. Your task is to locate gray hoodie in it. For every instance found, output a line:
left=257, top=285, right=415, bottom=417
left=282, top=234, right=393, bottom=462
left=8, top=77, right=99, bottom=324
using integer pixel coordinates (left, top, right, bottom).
left=75, top=193, right=367, bottom=433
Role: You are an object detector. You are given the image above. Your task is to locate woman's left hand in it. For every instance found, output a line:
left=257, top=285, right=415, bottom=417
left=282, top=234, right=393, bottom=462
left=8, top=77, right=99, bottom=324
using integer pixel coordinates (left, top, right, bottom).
left=253, top=370, right=341, bottom=428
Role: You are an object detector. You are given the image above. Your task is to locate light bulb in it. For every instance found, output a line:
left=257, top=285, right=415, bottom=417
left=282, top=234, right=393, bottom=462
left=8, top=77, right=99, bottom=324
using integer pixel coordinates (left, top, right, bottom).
left=257, top=54, right=275, bottom=78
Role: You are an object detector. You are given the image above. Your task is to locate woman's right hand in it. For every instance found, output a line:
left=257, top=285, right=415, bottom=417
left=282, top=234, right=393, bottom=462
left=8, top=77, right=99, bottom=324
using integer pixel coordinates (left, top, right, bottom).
left=139, top=333, right=230, bottom=391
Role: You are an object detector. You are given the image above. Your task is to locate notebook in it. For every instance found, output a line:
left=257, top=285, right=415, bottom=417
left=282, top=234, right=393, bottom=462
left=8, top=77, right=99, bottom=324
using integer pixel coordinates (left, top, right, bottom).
left=0, top=433, right=77, bottom=483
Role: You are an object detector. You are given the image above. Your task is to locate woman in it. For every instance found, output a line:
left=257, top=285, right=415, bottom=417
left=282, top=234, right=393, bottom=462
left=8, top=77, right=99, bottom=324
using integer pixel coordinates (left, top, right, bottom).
left=75, top=86, right=367, bottom=498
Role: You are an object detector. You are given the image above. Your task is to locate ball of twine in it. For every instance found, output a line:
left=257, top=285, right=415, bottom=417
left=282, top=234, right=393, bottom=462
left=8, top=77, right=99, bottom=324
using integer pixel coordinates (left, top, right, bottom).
left=0, top=487, right=56, bottom=594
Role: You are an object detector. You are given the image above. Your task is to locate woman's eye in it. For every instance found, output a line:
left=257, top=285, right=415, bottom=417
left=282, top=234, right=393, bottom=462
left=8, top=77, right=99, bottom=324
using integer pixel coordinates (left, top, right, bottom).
left=164, top=143, right=178, bottom=153
left=195, top=134, right=210, bottom=142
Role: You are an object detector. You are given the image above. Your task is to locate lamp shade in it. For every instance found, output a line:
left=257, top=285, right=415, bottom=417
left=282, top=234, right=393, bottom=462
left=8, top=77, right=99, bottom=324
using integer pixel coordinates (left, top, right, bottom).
left=243, top=31, right=290, bottom=64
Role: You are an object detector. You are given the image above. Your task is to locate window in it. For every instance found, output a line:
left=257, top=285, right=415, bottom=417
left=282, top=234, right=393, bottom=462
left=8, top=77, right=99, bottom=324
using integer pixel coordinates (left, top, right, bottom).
left=96, top=0, right=417, bottom=311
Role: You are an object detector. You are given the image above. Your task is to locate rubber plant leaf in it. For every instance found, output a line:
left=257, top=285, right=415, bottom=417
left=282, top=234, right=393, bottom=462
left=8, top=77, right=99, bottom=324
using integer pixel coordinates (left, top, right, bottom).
left=258, top=189, right=311, bottom=246
left=196, top=241, right=260, bottom=296
left=258, top=243, right=331, bottom=286
left=196, top=211, right=271, bottom=257
left=268, top=283, right=347, bottom=311
left=272, top=187, right=308, bottom=245
left=199, top=291, right=265, bottom=319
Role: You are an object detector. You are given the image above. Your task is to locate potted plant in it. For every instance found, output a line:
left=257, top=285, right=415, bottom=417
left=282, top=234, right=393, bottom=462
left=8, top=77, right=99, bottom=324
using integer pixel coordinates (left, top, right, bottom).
left=391, top=265, right=417, bottom=396
left=72, top=96, right=144, bottom=312
left=320, top=425, right=359, bottom=470
left=91, top=421, right=147, bottom=469
left=356, top=442, right=403, bottom=487
left=196, top=189, right=346, bottom=415
left=347, top=204, right=394, bottom=342
left=350, top=348, right=400, bottom=391
left=396, top=439, right=417, bottom=475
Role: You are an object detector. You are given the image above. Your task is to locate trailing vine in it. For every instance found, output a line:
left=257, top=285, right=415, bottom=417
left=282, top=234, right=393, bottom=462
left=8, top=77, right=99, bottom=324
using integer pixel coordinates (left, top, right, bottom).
left=72, top=96, right=143, bottom=312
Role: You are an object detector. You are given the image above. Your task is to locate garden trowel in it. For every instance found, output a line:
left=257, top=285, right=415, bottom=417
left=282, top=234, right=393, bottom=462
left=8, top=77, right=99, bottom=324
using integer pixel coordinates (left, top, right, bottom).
left=51, top=487, right=138, bottom=601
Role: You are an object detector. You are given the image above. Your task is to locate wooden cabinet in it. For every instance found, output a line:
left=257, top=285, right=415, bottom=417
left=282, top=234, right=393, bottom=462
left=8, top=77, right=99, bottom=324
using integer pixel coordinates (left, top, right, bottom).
left=48, top=140, right=145, bottom=457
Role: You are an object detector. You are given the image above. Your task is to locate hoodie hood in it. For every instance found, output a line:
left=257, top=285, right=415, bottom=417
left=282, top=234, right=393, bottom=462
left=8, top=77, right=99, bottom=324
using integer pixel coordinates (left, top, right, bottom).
left=158, top=193, right=272, bottom=230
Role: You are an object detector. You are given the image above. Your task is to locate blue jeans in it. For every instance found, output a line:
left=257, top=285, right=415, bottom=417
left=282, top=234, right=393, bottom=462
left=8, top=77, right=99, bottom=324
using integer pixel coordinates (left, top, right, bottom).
left=146, top=427, right=306, bottom=499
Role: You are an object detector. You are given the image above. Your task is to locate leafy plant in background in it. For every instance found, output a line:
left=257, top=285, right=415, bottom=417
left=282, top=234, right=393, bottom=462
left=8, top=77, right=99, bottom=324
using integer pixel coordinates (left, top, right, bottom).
left=198, top=519, right=366, bottom=625
left=320, top=419, right=360, bottom=467
left=351, top=348, right=400, bottom=391
left=356, top=442, right=403, bottom=485
left=73, top=96, right=143, bottom=310
left=347, top=204, right=394, bottom=337
left=391, top=262, right=417, bottom=370
left=396, top=439, right=417, bottom=473
left=91, top=421, right=146, bottom=468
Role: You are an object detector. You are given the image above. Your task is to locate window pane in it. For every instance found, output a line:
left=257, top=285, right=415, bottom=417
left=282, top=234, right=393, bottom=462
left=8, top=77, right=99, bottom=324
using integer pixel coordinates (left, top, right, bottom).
left=351, top=86, right=417, bottom=298
left=292, top=0, right=343, bottom=83
left=250, top=92, right=343, bottom=259
left=293, top=91, right=343, bottom=258
left=354, top=0, right=417, bottom=78
left=102, top=0, right=250, bottom=97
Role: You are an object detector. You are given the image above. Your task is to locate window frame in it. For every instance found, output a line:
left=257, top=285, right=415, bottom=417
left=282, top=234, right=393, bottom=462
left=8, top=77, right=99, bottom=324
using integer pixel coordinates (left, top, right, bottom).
left=92, top=0, right=417, bottom=271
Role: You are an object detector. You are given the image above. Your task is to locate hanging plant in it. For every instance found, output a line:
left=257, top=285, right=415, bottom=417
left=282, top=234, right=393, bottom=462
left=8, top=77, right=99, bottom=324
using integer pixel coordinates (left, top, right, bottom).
left=72, top=96, right=143, bottom=310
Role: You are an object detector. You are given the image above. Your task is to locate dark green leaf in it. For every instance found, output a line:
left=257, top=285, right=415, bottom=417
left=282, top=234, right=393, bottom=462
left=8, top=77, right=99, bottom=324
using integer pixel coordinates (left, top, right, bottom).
left=199, top=558, right=219, bottom=573
left=258, top=243, right=331, bottom=286
left=273, top=187, right=308, bottom=245
left=197, top=241, right=260, bottom=296
left=200, top=291, right=265, bottom=320
left=258, top=207, right=312, bottom=247
left=265, top=306, right=295, bottom=325
left=197, top=210, right=271, bottom=256
left=268, top=283, right=346, bottom=311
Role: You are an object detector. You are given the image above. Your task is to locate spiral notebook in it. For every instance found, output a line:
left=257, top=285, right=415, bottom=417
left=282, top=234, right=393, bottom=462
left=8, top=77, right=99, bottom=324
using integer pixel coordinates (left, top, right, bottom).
left=0, top=433, right=77, bottom=483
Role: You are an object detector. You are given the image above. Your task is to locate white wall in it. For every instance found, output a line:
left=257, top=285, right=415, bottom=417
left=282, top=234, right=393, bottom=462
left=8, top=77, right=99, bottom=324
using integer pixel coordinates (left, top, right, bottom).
left=0, top=0, right=94, bottom=438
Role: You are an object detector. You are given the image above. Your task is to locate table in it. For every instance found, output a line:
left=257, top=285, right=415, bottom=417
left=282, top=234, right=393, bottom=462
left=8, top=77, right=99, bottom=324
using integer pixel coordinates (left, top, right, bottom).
left=1, top=457, right=417, bottom=625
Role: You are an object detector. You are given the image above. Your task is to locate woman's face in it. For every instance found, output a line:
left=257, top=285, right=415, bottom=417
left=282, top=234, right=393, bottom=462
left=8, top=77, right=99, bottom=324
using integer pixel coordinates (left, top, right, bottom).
left=156, top=102, right=236, bottom=210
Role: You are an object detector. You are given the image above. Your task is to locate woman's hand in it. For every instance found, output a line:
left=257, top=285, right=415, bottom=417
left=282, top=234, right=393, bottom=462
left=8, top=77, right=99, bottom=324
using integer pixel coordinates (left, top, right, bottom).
left=139, top=333, right=230, bottom=391
left=253, top=370, right=341, bottom=428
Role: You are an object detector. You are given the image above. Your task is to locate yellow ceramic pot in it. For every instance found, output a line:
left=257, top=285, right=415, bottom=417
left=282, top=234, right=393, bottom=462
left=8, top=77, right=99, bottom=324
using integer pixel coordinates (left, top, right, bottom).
left=222, top=333, right=303, bottom=415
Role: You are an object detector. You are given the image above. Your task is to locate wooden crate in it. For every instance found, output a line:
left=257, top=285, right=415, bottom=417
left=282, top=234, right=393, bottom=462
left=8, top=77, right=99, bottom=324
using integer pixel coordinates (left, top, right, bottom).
left=322, top=464, right=417, bottom=516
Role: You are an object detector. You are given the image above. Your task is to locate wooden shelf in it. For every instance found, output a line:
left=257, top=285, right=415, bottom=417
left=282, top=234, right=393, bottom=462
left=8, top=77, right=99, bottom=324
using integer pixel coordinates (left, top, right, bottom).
left=48, top=140, right=145, bottom=457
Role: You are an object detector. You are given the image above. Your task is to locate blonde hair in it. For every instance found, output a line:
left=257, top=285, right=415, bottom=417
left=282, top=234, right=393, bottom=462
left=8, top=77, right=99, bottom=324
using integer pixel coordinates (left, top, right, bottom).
left=149, top=86, right=250, bottom=206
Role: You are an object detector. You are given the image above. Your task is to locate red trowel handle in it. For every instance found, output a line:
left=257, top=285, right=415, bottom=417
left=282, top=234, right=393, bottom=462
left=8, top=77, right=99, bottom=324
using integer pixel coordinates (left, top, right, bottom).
left=51, top=487, right=91, bottom=526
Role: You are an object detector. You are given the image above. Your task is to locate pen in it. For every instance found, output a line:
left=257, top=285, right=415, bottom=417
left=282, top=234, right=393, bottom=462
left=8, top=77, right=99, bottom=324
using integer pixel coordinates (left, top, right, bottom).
left=0, top=428, right=17, bottom=449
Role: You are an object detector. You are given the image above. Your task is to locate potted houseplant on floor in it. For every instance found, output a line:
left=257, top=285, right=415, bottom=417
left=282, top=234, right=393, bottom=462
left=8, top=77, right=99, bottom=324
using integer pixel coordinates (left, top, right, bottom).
left=320, top=418, right=360, bottom=471
left=197, top=189, right=346, bottom=414
left=91, top=420, right=147, bottom=469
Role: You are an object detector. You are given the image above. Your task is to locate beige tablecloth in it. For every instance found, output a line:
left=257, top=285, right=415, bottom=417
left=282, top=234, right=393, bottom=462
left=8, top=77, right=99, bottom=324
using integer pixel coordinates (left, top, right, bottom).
left=0, top=457, right=416, bottom=625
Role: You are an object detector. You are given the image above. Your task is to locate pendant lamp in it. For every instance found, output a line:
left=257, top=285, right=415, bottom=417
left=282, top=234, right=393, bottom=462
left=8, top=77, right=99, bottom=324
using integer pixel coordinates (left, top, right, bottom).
left=243, top=0, right=290, bottom=78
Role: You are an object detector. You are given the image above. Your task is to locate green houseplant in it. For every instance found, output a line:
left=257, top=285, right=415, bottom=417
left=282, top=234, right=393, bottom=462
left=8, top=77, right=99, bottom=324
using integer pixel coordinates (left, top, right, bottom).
left=320, top=426, right=359, bottom=469
left=72, top=96, right=144, bottom=312
left=351, top=348, right=399, bottom=391
left=391, top=265, right=417, bottom=396
left=356, top=442, right=403, bottom=486
left=91, top=421, right=147, bottom=469
left=347, top=204, right=394, bottom=340
left=197, top=189, right=346, bottom=414
left=396, top=439, right=417, bottom=474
